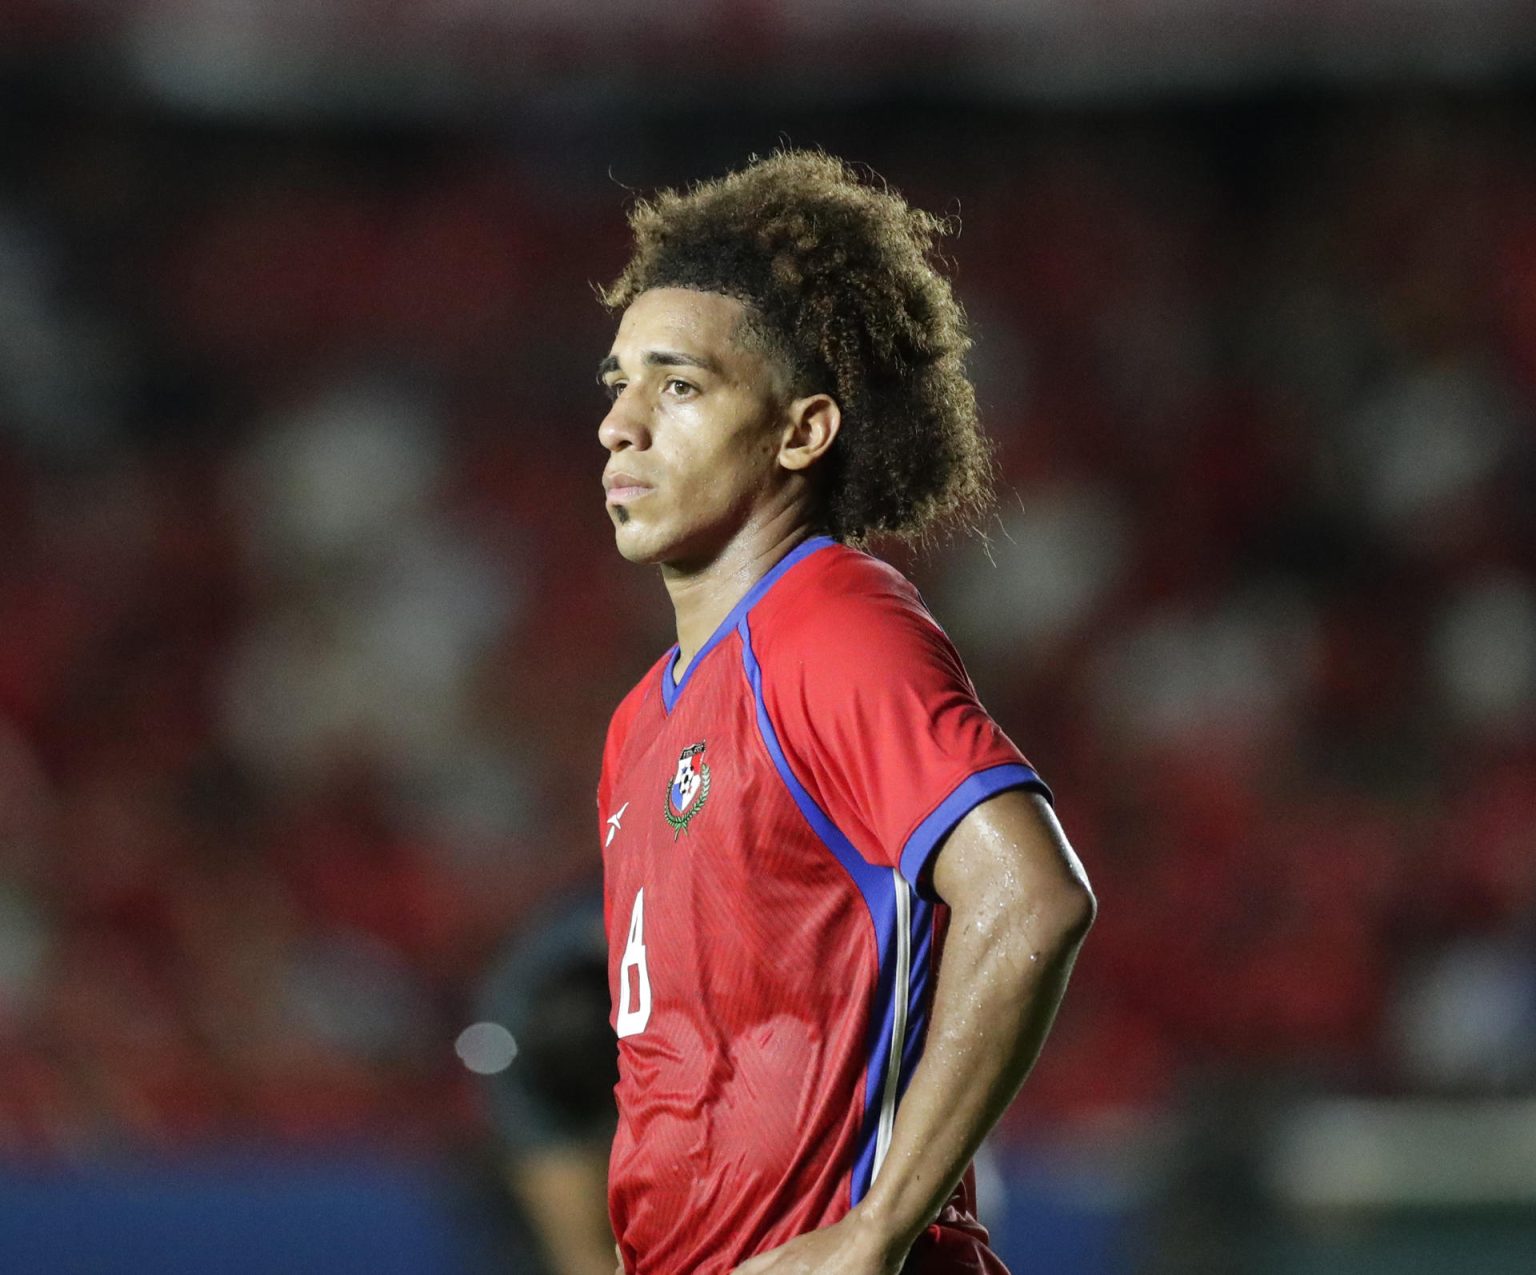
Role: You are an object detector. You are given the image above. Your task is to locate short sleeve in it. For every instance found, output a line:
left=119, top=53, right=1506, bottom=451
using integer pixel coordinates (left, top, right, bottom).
left=755, top=566, right=1049, bottom=895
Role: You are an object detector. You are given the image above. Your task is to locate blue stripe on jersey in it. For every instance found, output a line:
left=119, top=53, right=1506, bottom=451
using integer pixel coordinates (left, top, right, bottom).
left=738, top=615, right=923, bottom=1208
left=897, top=763, right=1052, bottom=887
left=660, top=535, right=837, bottom=715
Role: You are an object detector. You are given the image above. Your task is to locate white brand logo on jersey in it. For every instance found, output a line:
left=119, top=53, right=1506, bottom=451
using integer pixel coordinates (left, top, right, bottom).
left=605, top=802, right=630, bottom=848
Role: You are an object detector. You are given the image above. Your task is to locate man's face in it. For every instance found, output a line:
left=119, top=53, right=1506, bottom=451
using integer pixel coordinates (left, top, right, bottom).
left=598, top=287, right=789, bottom=569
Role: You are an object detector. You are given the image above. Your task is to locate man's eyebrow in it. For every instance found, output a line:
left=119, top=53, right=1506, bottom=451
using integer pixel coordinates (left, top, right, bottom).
left=645, top=349, right=720, bottom=374
left=596, top=349, right=722, bottom=381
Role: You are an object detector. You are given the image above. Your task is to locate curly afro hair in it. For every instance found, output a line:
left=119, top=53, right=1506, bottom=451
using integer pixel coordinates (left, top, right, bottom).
left=600, top=150, right=993, bottom=546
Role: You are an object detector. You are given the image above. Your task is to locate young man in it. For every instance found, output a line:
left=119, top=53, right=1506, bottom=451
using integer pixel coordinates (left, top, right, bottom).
left=595, top=151, right=1095, bottom=1275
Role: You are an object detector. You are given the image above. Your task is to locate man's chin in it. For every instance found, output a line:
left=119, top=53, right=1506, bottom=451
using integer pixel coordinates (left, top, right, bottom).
left=613, top=525, right=718, bottom=574
left=611, top=517, right=667, bottom=566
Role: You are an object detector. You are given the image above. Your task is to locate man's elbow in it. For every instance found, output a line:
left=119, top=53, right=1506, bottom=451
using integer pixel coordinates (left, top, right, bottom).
left=1038, top=877, right=1096, bottom=954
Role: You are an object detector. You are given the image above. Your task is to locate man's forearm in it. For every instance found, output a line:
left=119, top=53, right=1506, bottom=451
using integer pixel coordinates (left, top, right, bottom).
left=850, top=803, right=1095, bottom=1258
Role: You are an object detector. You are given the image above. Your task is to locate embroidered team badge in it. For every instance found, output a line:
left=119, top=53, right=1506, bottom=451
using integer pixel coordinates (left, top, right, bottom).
left=663, top=741, right=711, bottom=838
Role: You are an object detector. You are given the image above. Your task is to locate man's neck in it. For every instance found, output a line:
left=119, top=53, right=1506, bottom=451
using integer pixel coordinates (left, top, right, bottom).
left=662, top=517, right=817, bottom=681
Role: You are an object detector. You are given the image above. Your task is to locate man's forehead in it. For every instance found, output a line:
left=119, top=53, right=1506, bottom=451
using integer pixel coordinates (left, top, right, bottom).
left=605, top=287, right=758, bottom=368
left=616, top=287, right=746, bottom=340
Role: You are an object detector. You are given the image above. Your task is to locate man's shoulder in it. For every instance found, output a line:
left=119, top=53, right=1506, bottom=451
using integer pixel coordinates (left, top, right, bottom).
left=755, top=540, right=930, bottom=651
left=763, top=540, right=921, bottom=615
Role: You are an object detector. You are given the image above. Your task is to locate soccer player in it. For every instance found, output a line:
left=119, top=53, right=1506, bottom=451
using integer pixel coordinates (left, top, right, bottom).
left=594, top=151, right=1096, bottom=1275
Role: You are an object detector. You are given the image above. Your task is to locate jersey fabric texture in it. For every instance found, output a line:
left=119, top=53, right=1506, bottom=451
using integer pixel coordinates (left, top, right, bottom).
left=599, top=537, right=1049, bottom=1275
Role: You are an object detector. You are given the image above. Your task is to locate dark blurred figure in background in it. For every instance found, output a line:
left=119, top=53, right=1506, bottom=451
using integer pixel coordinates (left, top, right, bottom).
left=475, top=892, right=615, bottom=1275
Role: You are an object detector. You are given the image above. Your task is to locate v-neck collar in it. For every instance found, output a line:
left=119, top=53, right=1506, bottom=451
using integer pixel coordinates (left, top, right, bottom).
left=660, top=535, right=836, bottom=714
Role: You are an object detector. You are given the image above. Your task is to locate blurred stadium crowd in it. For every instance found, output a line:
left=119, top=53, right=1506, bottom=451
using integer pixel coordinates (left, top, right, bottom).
left=1, top=88, right=1534, bottom=1170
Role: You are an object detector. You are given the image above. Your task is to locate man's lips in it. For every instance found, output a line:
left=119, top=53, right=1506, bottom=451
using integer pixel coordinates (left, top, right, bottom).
left=603, top=473, right=652, bottom=505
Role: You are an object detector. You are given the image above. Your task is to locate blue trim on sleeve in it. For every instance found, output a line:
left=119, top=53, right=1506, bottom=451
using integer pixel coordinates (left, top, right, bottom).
left=738, top=615, right=912, bottom=1207
left=898, top=763, right=1052, bottom=888
left=660, top=535, right=836, bottom=715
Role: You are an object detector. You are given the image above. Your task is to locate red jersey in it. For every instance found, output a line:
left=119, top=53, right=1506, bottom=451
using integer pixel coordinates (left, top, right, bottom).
left=600, top=537, right=1047, bottom=1274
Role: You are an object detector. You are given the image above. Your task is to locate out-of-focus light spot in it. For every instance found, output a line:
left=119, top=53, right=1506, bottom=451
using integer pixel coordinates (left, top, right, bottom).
left=455, top=1021, right=518, bottom=1074
left=938, top=483, right=1128, bottom=658
left=1433, top=574, right=1536, bottom=732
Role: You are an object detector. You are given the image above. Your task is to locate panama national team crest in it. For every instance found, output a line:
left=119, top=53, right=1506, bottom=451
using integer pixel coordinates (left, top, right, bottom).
left=664, top=741, right=711, bottom=838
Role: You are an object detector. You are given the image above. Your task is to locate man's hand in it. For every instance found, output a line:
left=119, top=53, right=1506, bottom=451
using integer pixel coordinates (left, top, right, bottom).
left=730, top=1213, right=905, bottom=1275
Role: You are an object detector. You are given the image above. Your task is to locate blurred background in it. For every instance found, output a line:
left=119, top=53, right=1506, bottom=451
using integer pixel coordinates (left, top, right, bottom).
left=2, top=2, right=1535, bottom=1272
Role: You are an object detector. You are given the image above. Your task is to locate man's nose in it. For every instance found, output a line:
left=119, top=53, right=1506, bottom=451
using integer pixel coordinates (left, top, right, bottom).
left=599, top=388, right=650, bottom=453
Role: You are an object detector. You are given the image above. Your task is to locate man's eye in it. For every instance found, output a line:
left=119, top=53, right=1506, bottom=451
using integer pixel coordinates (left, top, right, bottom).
left=665, top=378, right=696, bottom=397
left=604, top=380, right=627, bottom=401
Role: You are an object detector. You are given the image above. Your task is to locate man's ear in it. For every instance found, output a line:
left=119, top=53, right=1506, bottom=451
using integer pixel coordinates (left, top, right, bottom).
left=778, top=394, right=841, bottom=472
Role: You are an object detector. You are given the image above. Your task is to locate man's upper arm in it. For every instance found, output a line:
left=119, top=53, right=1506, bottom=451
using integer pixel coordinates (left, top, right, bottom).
left=931, top=788, right=1095, bottom=936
